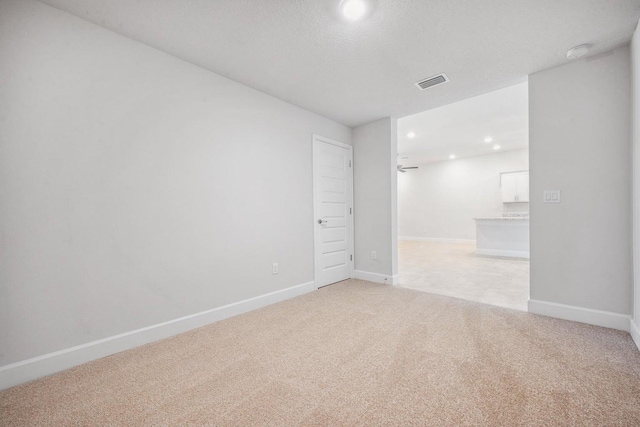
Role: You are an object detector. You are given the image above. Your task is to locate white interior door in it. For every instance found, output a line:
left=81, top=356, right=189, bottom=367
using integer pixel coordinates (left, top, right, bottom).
left=313, top=134, right=353, bottom=288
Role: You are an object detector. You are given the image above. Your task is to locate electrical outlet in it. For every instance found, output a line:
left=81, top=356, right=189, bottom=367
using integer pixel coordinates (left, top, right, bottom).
left=272, top=263, right=278, bottom=274
left=371, top=251, right=377, bottom=260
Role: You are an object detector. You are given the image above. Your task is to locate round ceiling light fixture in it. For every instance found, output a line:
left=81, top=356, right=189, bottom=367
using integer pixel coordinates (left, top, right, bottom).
left=449, top=154, right=456, bottom=160
left=484, top=136, right=493, bottom=143
left=341, top=0, right=367, bottom=21
left=493, top=144, right=501, bottom=150
left=566, top=44, right=590, bottom=60
left=407, top=131, right=416, bottom=139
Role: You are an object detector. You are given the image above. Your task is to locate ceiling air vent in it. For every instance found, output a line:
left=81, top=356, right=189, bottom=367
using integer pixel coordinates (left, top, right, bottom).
left=415, top=73, right=449, bottom=90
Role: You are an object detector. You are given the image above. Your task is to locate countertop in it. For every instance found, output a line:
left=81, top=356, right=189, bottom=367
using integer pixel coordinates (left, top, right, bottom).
left=474, top=217, right=529, bottom=221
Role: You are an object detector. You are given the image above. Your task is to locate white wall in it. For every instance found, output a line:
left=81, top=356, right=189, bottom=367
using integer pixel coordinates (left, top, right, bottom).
left=632, top=21, right=640, bottom=347
left=353, top=117, right=398, bottom=281
left=0, top=0, right=351, bottom=368
left=529, top=46, right=632, bottom=319
left=398, top=149, right=529, bottom=240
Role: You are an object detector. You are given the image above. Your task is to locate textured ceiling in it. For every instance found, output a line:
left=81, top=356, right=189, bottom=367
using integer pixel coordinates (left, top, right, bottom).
left=398, top=82, right=528, bottom=165
left=39, top=0, right=640, bottom=127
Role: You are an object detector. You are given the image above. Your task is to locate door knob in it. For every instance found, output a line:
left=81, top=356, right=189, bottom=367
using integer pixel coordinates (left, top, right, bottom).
left=317, top=219, right=328, bottom=225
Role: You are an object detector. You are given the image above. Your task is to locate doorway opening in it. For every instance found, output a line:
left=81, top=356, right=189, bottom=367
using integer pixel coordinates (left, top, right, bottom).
left=396, top=82, right=530, bottom=311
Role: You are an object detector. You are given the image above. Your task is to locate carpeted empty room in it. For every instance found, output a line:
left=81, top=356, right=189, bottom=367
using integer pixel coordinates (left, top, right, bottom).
left=3, top=1, right=640, bottom=426
left=1, top=280, right=639, bottom=426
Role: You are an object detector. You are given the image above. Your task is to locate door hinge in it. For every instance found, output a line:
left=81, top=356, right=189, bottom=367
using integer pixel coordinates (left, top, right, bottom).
left=349, top=160, right=352, bottom=167
left=350, top=254, right=353, bottom=261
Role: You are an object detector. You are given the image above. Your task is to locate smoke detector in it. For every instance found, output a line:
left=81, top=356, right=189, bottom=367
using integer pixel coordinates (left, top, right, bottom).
left=415, top=74, right=449, bottom=91
left=567, top=44, right=590, bottom=60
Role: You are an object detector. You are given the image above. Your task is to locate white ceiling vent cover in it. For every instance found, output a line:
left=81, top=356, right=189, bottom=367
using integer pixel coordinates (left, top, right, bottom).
left=415, top=74, right=449, bottom=90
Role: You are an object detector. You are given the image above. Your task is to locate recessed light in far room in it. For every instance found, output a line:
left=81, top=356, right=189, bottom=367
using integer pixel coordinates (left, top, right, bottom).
left=493, top=144, right=501, bottom=150
left=449, top=154, right=456, bottom=160
left=407, top=131, right=416, bottom=139
left=341, top=0, right=367, bottom=21
left=567, top=44, right=590, bottom=60
left=484, top=136, right=493, bottom=143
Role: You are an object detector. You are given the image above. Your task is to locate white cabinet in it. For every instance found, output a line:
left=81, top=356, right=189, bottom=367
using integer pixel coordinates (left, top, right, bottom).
left=501, top=171, right=529, bottom=203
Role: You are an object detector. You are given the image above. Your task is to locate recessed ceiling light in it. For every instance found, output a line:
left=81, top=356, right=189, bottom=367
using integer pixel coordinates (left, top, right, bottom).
left=341, top=0, right=367, bottom=21
left=484, top=137, right=493, bottom=143
left=449, top=154, right=456, bottom=160
left=493, top=144, right=501, bottom=150
left=407, top=131, right=416, bottom=139
left=567, top=44, right=590, bottom=60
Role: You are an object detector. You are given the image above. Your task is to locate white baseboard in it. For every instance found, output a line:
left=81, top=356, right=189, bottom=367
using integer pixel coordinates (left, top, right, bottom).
left=0, top=281, right=315, bottom=391
left=353, top=270, right=396, bottom=285
left=528, top=299, right=631, bottom=332
left=475, top=248, right=530, bottom=259
left=630, top=319, right=640, bottom=351
left=398, top=236, right=475, bottom=244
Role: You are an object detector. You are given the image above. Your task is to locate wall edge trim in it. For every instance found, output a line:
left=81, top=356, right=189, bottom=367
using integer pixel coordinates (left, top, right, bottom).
left=475, top=248, right=530, bottom=259
left=0, top=281, right=316, bottom=390
left=528, top=299, right=631, bottom=332
left=353, top=270, right=395, bottom=285
left=630, top=319, right=640, bottom=352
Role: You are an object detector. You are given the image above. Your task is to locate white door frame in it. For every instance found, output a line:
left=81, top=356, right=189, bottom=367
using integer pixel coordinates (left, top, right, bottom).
left=312, top=134, right=354, bottom=289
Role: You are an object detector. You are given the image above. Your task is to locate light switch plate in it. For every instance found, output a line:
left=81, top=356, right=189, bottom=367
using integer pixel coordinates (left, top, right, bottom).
left=543, top=190, right=561, bottom=203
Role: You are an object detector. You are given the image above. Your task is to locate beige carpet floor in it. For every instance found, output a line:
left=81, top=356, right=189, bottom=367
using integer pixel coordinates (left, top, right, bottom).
left=399, top=240, right=530, bottom=311
left=1, top=279, right=639, bottom=426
